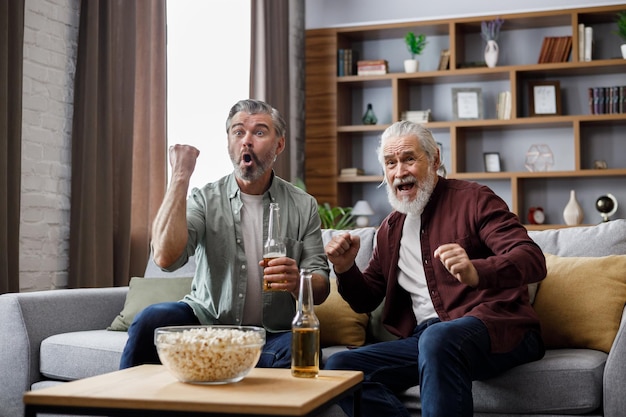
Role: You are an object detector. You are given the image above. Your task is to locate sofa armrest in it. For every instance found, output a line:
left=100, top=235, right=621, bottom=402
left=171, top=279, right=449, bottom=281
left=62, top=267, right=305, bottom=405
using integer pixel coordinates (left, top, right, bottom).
left=604, top=306, right=626, bottom=417
left=0, top=287, right=128, bottom=417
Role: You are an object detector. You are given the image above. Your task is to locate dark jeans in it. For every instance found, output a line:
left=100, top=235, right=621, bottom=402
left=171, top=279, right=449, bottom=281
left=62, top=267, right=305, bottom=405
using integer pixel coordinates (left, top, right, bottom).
left=324, top=316, right=544, bottom=417
left=119, top=301, right=292, bottom=369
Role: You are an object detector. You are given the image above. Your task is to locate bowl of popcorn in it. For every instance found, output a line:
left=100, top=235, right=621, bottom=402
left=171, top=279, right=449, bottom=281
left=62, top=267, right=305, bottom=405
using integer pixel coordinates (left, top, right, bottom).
left=154, top=325, right=266, bottom=384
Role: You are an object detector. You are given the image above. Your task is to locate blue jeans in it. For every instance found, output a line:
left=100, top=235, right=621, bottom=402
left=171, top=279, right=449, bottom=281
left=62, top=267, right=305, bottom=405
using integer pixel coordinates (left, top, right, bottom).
left=119, top=301, right=292, bottom=369
left=324, top=317, right=544, bottom=417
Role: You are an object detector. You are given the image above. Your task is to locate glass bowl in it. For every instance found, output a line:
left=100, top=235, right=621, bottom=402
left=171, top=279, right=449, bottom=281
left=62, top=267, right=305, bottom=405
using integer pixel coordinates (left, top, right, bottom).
left=154, top=325, right=265, bottom=384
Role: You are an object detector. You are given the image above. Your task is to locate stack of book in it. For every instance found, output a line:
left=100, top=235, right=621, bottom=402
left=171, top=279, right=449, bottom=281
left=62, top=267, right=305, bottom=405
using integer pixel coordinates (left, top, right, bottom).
left=356, top=60, right=388, bottom=76
left=496, top=91, right=512, bottom=120
left=340, top=167, right=364, bottom=177
left=337, top=49, right=357, bottom=76
left=401, top=109, right=432, bottom=123
left=537, top=36, right=572, bottom=63
left=578, top=24, right=593, bottom=61
left=588, top=86, right=626, bottom=114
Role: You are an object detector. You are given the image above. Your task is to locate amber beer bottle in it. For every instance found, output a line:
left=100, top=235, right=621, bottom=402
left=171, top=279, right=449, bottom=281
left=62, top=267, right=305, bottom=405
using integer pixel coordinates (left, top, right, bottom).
left=291, top=268, right=320, bottom=377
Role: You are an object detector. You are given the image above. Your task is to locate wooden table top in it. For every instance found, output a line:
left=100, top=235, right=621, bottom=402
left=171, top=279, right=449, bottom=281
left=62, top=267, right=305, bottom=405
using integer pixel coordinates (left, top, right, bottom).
left=24, top=365, right=363, bottom=416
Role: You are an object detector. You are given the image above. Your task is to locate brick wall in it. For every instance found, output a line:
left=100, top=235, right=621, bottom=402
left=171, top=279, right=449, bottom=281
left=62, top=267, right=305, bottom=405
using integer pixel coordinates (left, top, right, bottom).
left=20, top=0, right=80, bottom=291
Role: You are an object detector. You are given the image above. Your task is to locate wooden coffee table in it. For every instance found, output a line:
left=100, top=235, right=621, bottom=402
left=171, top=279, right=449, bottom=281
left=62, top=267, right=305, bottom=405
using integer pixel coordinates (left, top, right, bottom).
left=23, top=365, right=363, bottom=417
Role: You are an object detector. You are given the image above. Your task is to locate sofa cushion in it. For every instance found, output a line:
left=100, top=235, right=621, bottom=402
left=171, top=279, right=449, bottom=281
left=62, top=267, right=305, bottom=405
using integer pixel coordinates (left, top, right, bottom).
left=40, top=330, right=127, bottom=381
left=528, top=219, right=626, bottom=257
left=108, top=277, right=193, bottom=331
left=533, top=253, right=626, bottom=353
left=315, top=278, right=369, bottom=347
left=472, top=348, right=606, bottom=414
left=321, top=227, right=377, bottom=274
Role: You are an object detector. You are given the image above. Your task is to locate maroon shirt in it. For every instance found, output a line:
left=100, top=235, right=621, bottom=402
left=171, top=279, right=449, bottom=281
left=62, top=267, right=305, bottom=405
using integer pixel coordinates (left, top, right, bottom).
left=336, top=177, right=546, bottom=353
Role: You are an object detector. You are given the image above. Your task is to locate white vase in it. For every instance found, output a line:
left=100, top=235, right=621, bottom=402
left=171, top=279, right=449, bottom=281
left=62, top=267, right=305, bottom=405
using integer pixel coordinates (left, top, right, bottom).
left=404, top=59, right=419, bottom=73
left=484, top=40, right=499, bottom=68
left=563, top=189, right=584, bottom=225
left=621, top=44, right=626, bottom=59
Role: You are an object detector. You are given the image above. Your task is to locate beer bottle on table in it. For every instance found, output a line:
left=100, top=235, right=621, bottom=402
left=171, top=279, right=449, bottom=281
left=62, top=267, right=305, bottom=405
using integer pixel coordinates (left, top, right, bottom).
left=291, top=268, right=320, bottom=378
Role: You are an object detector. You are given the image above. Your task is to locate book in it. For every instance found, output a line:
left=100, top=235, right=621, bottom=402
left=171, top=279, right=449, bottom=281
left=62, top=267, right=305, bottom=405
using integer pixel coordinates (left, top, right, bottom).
left=578, top=24, right=585, bottom=62
left=401, top=110, right=432, bottom=123
left=584, top=26, right=593, bottom=61
left=357, top=69, right=387, bottom=76
left=337, top=49, right=344, bottom=76
left=340, top=167, right=364, bottom=176
left=560, top=36, right=572, bottom=62
left=356, top=60, right=388, bottom=76
left=357, top=59, right=387, bottom=66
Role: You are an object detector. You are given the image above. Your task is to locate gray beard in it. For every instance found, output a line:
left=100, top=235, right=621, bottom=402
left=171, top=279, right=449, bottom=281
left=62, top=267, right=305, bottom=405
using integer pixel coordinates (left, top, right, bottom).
left=230, top=146, right=277, bottom=182
left=386, top=170, right=436, bottom=216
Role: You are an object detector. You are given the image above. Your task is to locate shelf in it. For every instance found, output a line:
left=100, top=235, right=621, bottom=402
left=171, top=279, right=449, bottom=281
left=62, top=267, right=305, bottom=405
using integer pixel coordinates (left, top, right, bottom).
left=305, top=4, right=626, bottom=226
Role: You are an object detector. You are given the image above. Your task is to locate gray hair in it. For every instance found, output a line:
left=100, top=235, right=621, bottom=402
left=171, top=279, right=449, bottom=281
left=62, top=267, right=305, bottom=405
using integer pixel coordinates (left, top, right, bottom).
left=376, top=121, right=440, bottom=170
left=225, top=99, right=287, bottom=139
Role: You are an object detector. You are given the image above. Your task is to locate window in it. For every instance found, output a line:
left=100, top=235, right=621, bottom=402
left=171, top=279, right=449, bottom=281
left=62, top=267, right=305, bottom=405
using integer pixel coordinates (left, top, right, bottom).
left=166, top=1, right=250, bottom=192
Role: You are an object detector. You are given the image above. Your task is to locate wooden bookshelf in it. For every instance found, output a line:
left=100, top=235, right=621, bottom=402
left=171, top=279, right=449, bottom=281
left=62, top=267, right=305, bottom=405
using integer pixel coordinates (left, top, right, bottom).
left=305, top=5, right=626, bottom=229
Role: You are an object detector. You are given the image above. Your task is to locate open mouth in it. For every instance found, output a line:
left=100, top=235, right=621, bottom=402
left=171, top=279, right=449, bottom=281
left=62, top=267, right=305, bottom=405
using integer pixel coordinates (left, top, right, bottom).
left=242, top=153, right=254, bottom=166
left=397, top=183, right=414, bottom=192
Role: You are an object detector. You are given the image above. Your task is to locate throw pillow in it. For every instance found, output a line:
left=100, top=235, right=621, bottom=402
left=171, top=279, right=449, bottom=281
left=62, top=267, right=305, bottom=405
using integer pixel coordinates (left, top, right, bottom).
left=532, top=253, right=626, bottom=353
left=315, top=278, right=369, bottom=347
left=108, top=277, right=193, bottom=332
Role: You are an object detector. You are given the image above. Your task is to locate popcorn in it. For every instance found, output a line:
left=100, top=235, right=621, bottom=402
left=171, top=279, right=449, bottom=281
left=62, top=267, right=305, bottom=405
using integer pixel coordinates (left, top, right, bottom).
left=155, top=326, right=264, bottom=383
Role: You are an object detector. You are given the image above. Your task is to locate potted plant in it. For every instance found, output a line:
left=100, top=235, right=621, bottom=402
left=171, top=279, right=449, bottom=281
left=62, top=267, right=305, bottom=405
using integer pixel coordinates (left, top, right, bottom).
left=318, top=203, right=355, bottom=229
left=613, top=11, right=626, bottom=58
left=481, top=18, right=504, bottom=68
left=404, top=32, right=427, bottom=72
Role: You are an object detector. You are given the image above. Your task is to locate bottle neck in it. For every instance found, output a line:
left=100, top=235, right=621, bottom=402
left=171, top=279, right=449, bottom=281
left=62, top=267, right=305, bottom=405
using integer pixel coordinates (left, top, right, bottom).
left=298, top=272, right=315, bottom=314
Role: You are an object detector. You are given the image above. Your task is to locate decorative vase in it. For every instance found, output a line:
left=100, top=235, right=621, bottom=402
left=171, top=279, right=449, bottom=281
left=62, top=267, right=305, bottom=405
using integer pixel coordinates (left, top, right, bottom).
left=563, top=189, right=584, bottom=225
left=362, top=103, right=378, bottom=125
left=404, top=59, right=419, bottom=73
left=484, top=40, right=499, bottom=68
left=621, top=44, right=626, bottom=59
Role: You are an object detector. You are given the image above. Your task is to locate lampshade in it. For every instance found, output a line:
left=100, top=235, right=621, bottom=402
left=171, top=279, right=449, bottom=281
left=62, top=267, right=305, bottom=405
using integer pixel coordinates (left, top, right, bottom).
left=352, top=200, right=374, bottom=216
left=352, top=200, right=374, bottom=227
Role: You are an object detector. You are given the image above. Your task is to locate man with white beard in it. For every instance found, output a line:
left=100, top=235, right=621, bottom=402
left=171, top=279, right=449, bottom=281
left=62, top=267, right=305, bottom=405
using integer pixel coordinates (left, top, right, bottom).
left=324, top=121, right=547, bottom=417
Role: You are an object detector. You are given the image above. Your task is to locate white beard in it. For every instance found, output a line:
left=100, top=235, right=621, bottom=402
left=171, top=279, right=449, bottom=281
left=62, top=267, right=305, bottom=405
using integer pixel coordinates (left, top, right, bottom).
left=386, top=169, right=436, bottom=216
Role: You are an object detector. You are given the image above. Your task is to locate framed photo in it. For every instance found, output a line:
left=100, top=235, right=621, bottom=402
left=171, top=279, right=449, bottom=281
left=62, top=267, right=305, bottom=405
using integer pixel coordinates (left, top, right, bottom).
left=452, top=88, right=483, bottom=120
left=529, top=81, right=561, bottom=116
left=437, top=49, right=450, bottom=71
left=484, top=152, right=501, bottom=172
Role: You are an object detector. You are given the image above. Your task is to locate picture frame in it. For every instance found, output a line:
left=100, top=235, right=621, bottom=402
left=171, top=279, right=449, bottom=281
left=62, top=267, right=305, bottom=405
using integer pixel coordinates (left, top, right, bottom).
left=529, top=80, right=562, bottom=116
left=452, top=88, right=483, bottom=120
left=437, top=49, right=450, bottom=71
left=484, top=152, right=501, bottom=172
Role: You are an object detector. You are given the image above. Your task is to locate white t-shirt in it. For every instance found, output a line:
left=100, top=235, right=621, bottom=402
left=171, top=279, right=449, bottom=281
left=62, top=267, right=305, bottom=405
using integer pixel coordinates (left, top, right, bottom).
left=397, top=214, right=438, bottom=324
left=239, top=192, right=264, bottom=326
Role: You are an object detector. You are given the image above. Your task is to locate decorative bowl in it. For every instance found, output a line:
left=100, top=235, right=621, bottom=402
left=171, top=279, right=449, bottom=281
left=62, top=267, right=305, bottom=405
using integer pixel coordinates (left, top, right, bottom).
left=154, top=325, right=265, bottom=384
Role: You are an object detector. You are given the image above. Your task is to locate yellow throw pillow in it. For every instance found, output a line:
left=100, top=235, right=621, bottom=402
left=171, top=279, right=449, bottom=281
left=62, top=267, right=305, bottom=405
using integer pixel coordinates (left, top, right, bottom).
left=315, top=278, right=369, bottom=347
left=533, top=253, right=626, bottom=353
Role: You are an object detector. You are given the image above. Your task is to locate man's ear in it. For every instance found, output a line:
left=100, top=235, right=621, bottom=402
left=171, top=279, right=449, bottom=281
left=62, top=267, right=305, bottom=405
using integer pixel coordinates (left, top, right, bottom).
left=275, top=136, right=286, bottom=156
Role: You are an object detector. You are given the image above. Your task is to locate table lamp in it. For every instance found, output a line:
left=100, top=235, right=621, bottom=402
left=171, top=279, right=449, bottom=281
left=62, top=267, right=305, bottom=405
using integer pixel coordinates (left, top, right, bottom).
left=352, top=200, right=374, bottom=227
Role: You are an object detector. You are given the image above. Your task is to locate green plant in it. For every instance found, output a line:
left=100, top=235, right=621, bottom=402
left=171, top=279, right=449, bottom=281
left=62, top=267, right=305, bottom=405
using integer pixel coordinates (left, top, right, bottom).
left=318, top=203, right=355, bottom=229
left=614, top=11, right=626, bottom=42
left=404, top=32, right=427, bottom=59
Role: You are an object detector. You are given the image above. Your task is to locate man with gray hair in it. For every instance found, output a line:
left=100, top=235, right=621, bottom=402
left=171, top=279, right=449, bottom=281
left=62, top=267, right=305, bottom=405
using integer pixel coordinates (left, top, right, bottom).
left=324, top=121, right=546, bottom=417
left=120, top=99, right=329, bottom=369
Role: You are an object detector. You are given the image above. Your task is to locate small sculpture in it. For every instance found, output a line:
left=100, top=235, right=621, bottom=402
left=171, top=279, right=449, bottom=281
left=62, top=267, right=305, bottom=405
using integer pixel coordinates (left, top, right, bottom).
left=525, top=144, right=554, bottom=172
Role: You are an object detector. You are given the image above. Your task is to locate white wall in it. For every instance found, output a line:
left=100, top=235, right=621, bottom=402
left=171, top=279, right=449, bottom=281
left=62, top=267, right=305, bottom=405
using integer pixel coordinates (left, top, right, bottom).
left=20, top=0, right=79, bottom=291
left=305, top=0, right=626, bottom=28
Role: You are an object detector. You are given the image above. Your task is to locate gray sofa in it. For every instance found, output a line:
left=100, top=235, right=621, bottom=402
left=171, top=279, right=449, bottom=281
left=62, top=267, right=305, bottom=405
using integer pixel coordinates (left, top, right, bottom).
left=1, top=220, right=625, bottom=417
